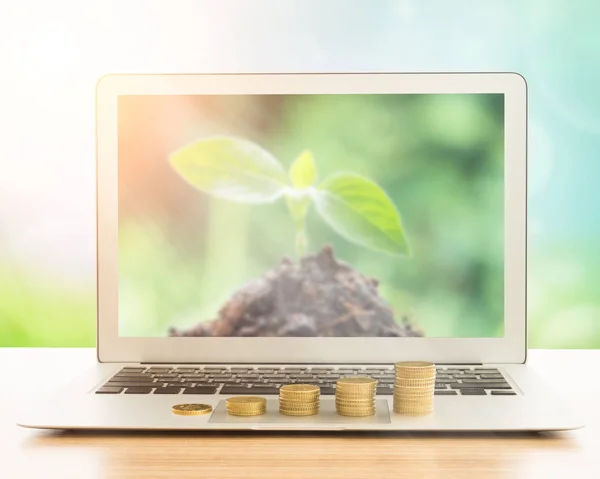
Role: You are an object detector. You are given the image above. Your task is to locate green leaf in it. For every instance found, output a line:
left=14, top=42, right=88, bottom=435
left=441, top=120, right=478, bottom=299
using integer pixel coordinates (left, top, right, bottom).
left=170, top=137, right=287, bottom=203
left=314, top=173, right=410, bottom=256
left=289, top=150, right=317, bottom=189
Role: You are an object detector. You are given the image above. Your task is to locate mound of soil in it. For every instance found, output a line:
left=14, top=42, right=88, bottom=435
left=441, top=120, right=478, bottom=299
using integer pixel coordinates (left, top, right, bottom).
left=169, top=245, right=423, bottom=337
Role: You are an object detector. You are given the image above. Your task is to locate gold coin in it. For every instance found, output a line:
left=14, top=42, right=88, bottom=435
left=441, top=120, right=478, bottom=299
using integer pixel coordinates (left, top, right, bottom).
left=336, top=394, right=376, bottom=400
left=226, top=396, right=266, bottom=406
left=280, top=409, right=319, bottom=416
left=336, top=404, right=376, bottom=411
left=394, top=407, right=434, bottom=415
left=337, top=409, right=376, bottom=417
left=393, top=390, right=435, bottom=397
left=279, top=401, right=319, bottom=408
left=395, top=378, right=436, bottom=385
left=280, top=384, right=320, bottom=394
left=279, top=403, right=320, bottom=409
left=395, top=361, right=435, bottom=369
left=337, top=376, right=377, bottom=385
left=227, top=410, right=266, bottom=417
left=335, top=397, right=375, bottom=405
left=394, top=398, right=434, bottom=405
left=172, top=403, right=213, bottom=416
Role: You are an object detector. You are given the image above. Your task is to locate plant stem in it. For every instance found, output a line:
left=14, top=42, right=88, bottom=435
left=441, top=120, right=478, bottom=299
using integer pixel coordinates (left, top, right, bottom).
left=295, top=218, right=307, bottom=257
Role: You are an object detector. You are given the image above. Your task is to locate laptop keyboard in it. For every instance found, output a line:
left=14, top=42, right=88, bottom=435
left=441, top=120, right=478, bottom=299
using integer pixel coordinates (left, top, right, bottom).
left=96, top=366, right=516, bottom=396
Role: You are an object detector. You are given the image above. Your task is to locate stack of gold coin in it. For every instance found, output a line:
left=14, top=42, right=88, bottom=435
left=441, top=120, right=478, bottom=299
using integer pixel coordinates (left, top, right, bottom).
left=393, top=361, right=436, bottom=415
left=279, top=384, right=320, bottom=416
left=335, top=376, right=378, bottom=417
left=225, top=396, right=267, bottom=416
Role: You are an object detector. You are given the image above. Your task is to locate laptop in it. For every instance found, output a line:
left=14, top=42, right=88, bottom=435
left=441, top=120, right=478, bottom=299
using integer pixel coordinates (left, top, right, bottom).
left=18, top=73, right=582, bottom=431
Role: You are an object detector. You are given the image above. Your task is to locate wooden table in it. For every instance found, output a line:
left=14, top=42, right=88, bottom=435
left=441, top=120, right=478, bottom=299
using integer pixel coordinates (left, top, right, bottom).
left=1, top=349, right=599, bottom=479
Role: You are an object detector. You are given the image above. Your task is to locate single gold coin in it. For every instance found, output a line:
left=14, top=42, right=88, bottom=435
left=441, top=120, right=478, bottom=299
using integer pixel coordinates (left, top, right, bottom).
left=280, top=384, right=320, bottom=394
left=172, top=403, right=213, bottom=416
left=337, top=376, right=377, bottom=385
left=395, top=361, right=435, bottom=369
left=226, top=396, right=266, bottom=404
left=394, top=407, right=434, bottom=416
left=395, top=362, right=436, bottom=379
left=227, top=410, right=267, bottom=417
left=395, top=378, right=436, bottom=386
left=280, top=408, right=319, bottom=416
left=337, top=409, right=376, bottom=417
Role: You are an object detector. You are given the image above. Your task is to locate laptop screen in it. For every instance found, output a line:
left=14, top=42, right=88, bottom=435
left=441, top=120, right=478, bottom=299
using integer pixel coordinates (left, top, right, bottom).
left=117, top=93, right=504, bottom=338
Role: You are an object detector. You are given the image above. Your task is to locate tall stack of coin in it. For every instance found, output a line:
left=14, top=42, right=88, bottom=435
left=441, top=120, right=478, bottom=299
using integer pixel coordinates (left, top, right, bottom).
left=279, top=384, right=320, bottom=416
left=335, top=377, right=378, bottom=417
left=393, top=361, right=436, bottom=415
left=226, top=396, right=267, bottom=416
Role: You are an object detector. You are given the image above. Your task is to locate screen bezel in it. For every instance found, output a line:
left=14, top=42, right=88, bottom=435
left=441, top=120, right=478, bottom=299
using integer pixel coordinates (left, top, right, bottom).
left=96, top=73, right=527, bottom=364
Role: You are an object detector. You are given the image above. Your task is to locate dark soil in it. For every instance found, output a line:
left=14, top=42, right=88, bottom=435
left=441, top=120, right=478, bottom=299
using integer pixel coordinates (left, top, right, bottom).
left=169, top=245, right=423, bottom=337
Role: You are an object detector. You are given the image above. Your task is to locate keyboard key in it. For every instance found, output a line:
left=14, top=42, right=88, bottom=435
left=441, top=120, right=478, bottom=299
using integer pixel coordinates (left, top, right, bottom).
left=435, top=383, right=448, bottom=389
left=237, top=374, right=260, bottom=379
left=283, top=368, right=305, bottom=373
left=474, top=369, right=500, bottom=374
left=219, top=386, right=252, bottom=394
left=248, top=386, right=280, bottom=394
left=153, top=373, right=178, bottom=378
left=154, top=387, right=183, bottom=394
left=435, top=390, right=458, bottom=395
left=480, top=374, right=505, bottom=379
left=231, top=367, right=253, bottom=372
left=458, top=375, right=477, bottom=379
left=173, top=367, right=196, bottom=373
left=319, top=387, right=336, bottom=395
left=124, top=387, right=154, bottom=394
left=460, top=389, right=488, bottom=395
left=107, top=382, right=158, bottom=388
left=378, top=378, right=395, bottom=384
left=182, top=386, right=218, bottom=395
left=336, top=369, right=355, bottom=374
left=147, top=368, right=171, bottom=373
left=491, top=391, right=517, bottom=395
left=113, top=375, right=154, bottom=381
left=310, top=368, right=332, bottom=373
left=96, top=387, right=123, bottom=394
left=376, top=387, right=393, bottom=395
left=451, top=383, right=511, bottom=389
left=263, top=374, right=286, bottom=379
left=121, top=367, right=145, bottom=373
left=461, top=378, right=507, bottom=383
left=256, top=368, right=275, bottom=373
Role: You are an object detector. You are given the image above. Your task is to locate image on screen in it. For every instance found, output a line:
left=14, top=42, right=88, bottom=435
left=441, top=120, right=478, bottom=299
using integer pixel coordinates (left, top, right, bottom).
left=117, top=93, right=504, bottom=338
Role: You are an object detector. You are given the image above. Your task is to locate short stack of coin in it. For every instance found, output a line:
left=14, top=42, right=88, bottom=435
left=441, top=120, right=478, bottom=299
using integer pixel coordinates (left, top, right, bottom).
left=279, top=384, right=320, bottom=416
left=225, top=396, right=267, bottom=416
left=393, top=361, right=436, bottom=415
left=335, top=377, right=378, bottom=417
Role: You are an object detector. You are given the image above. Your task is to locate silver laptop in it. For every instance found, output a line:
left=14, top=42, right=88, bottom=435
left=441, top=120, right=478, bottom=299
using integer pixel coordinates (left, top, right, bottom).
left=18, top=73, right=582, bottom=431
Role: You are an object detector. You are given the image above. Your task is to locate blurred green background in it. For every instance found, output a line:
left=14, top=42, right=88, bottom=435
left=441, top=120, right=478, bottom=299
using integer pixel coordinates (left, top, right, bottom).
left=1, top=0, right=598, bottom=347
left=118, top=94, right=504, bottom=337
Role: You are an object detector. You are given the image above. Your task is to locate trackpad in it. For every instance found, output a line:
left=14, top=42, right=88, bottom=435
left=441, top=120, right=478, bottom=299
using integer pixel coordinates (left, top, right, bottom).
left=209, top=398, right=391, bottom=425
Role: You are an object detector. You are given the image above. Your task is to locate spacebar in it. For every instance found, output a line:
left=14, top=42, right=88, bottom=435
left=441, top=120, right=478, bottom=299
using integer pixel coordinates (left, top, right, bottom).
left=220, top=386, right=280, bottom=395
